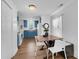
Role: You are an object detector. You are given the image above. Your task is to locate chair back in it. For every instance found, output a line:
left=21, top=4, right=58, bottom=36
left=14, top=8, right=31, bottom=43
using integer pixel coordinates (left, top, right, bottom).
left=54, top=40, right=65, bottom=48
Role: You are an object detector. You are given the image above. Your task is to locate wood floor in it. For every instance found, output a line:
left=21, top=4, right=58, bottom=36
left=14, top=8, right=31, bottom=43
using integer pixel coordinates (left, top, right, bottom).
left=12, top=38, right=77, bottom=59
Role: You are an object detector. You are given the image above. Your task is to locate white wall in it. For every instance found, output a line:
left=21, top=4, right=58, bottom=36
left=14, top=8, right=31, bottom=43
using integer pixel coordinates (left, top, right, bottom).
left=62, top=0, right=78, bottom=58
left=1, top=0, right=18, bottom=59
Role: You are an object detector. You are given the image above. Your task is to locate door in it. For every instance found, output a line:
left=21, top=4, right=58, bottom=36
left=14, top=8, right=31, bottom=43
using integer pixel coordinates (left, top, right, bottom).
left=1, top=1, right=12, bottom=59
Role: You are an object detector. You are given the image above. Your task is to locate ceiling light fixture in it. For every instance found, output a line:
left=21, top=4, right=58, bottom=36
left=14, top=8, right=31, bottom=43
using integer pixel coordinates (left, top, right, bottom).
left=28, top=4, right=37, bottom=11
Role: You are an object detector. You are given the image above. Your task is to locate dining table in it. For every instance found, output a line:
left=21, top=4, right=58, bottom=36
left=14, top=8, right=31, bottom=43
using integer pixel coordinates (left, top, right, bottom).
left=35, top=35, right=63, bottom=42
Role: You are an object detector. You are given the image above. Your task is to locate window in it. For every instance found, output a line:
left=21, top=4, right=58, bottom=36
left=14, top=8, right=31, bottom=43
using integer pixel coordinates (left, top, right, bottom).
left=52, top=16, right=62, bottom=37
left=28, top=20, right=34, bottom=29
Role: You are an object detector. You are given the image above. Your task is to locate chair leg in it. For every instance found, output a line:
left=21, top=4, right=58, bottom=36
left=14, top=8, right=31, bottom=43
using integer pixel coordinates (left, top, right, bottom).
left=64, top=49, right=67, bottom=59
left=35, top=45, right=37, bottom=59
left=35, top=45, right=37, bottom=56
left=56, top=53, right=57, bottom=56
left=52, top=53, right=54, bottom=59
left=46, top=49, right=49, bottom=59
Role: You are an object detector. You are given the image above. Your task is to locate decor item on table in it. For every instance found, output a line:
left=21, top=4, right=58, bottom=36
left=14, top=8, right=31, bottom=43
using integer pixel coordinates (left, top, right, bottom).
left=43, top=23, right=49, bottom=37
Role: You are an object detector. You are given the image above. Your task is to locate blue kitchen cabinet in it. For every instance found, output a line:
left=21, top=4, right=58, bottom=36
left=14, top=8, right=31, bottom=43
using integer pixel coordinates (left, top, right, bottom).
left=24, top=31, right=28, bottom=38
left=24, top=30, right=37, bottom=38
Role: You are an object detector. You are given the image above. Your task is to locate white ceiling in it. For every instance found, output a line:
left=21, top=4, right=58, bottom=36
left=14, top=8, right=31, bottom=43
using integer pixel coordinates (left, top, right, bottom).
left=12, top=0, right=74, bottom=17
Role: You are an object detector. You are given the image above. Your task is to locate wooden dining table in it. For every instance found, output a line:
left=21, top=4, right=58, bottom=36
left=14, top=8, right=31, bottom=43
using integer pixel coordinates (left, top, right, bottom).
left=35, top=35, right=63, bottom=42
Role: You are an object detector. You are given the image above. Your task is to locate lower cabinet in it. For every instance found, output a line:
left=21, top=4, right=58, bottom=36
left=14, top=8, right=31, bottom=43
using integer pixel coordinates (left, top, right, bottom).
left=24, top=30, right=37, bottom=38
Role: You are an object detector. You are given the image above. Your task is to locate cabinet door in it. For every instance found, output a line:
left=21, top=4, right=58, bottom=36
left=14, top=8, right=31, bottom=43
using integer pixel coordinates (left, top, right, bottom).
left=24, top=31, right=28, bottom=38
left=24, top=20, right=27, bottom=27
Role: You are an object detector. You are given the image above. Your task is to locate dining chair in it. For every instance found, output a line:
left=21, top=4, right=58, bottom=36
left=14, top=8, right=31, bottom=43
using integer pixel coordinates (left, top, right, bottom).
left=48, top=40, right=68, bottom=59
left=35, top=36, right=45, bottom=56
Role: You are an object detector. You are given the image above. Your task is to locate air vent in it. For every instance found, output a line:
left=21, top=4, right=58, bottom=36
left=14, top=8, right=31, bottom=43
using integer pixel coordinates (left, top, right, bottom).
left=58, top=3, right=63, bottom=7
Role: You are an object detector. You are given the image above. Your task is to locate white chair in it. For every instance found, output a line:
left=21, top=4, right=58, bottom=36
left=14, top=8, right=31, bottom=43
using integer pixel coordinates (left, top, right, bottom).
left=48, top=40, right=68, bottom=59
left=35, top=36, right=45, bottom=56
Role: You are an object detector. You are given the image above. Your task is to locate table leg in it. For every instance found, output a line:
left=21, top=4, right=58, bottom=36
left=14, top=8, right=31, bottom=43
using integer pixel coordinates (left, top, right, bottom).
left=39, top=45, right=44, bottom=50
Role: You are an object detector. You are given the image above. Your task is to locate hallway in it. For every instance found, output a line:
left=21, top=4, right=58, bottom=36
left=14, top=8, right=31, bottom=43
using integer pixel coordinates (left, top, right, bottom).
left=12, top=38, right=76, bottom=59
